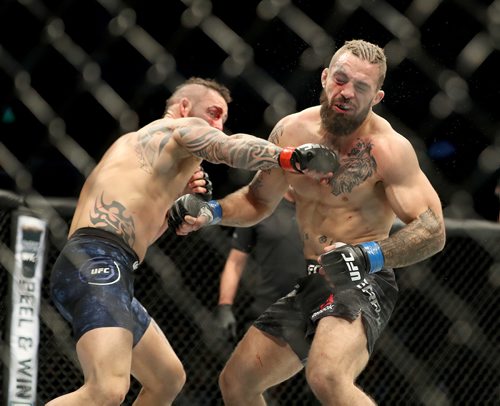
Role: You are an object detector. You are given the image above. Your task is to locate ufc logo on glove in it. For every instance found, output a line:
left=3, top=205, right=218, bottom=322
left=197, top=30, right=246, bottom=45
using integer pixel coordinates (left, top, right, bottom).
left=341, top=252, right=362, bottom=282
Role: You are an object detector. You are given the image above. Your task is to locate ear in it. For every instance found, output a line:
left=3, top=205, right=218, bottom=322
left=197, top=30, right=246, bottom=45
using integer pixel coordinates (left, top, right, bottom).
left=321, top=68, right=328, bottom=88
left=179, top=98, right=191, bottom=117
left=372, top=89, right=384, bottom=106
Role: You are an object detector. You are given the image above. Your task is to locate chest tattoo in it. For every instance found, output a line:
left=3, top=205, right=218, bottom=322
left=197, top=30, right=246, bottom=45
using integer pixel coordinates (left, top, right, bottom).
left=330, top=140, right=376, bottom=196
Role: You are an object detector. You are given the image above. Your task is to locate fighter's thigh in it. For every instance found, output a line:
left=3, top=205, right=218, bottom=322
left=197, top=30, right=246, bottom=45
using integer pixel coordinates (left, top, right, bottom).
left=76, top=327, right=134, bottom=382
left=309, top=316, right=369, bottom=378
left=224, top=326, right=303, bottom=390
left=131, top=319, right=184, bottom=386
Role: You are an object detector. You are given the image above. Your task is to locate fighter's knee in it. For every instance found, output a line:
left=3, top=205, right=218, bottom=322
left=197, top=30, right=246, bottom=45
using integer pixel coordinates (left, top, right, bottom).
left=218, top=365, right=233, bottom=393
left=89, top=376, right=130, bottom=406
left=306, top=363, right=344, bottom=396
left=147, top=359, right=186, bottom=399
left=219, top=363, right=244, bottom=399
left=167, top=361, right=186, bottom=395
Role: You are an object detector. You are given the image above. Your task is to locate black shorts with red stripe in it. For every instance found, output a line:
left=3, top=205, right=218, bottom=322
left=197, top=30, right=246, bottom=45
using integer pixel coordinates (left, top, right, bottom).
left=253, top=260, right=398, bottom=363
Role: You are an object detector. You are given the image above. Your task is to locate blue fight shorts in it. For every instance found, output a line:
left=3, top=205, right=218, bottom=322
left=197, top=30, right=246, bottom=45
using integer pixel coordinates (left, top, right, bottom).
left=253, top=260, right=399, bottom=363
left=50, top=227, right=151, bottom=346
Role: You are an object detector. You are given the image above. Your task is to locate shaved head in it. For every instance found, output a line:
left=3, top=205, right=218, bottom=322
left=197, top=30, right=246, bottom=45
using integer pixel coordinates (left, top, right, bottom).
left=165, top=77, right=231, bottom=113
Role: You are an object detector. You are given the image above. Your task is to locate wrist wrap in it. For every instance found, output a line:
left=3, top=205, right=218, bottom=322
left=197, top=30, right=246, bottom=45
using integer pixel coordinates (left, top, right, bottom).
left=359, top=241, right=384, bottom=274
left=207, top=200, right=222, bottom=224
left=278, top=147, right=297, bottom=172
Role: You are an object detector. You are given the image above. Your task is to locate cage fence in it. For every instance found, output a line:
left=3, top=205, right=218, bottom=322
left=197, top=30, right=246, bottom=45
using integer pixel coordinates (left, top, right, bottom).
left=0, top=194, right=499, bottom=405
left=1, top=0, right=499, bottom=405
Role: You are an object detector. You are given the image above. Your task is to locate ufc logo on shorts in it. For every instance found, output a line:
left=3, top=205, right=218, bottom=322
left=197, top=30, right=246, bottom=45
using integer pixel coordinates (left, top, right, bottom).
left=91, top=267, right=110, bottom=275
left=341, top=252, right=361, bottom=281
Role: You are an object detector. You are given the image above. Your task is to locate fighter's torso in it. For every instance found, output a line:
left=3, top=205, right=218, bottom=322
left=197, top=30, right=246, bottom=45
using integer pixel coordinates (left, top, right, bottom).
left=281, top=107, right=396, bottom=258
left=69, top=117, right=202, bottom=261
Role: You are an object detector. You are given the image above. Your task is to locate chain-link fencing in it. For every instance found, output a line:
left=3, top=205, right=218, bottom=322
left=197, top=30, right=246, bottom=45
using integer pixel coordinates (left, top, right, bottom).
left=0, top=194, right=499, bottom=405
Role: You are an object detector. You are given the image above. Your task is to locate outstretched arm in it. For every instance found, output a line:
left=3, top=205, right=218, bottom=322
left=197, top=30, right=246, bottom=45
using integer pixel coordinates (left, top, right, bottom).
left=174, top=120, right=339, bottom=177
left=168, top=168, right=288, bottom=234
left=175, top=123, right=281, bottom=171
left=169, top=118, right=340, bottom=234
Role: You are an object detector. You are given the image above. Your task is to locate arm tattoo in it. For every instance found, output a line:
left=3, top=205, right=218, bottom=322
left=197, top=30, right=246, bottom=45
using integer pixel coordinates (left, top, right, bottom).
left=135, top=125, right=173, bottom=173
left=379, top=208, right=445, bottom=268
left=268, top=124, right=284, bottom=145
left=248, top=170, right=270, bottom=194
left=330, top=140, right=376, bottom=196
left=89, top=193, right=136, bottom=247
left=178, top=127, right=282, bottom=171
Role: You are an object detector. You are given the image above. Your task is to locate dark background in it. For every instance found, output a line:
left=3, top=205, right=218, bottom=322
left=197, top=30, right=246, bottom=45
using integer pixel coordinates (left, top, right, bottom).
left=1, top=0, right=499, bottom=220
left=1, top=2, right=500, bottom=405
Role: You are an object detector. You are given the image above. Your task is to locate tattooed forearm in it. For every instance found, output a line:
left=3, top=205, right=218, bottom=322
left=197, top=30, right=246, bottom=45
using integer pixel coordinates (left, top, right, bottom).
left=378, top=208, right=445, bottom=268
left=178, top=127, right=282, bottom=171
left=89, top=193, right=136, bottom=247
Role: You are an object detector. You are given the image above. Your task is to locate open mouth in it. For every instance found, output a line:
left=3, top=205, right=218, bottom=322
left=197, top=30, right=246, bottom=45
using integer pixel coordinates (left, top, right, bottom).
left=334, top=103, right=351, bottom=112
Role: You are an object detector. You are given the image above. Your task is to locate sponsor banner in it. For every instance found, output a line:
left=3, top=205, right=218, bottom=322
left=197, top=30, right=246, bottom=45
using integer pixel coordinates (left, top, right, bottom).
left=8, top=214, right=47, bottom=405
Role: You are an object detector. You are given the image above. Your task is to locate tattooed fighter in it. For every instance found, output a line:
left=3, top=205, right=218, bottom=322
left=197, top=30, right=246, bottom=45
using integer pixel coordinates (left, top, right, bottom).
left=48, top=77, right=338, bottom=406
left=169, top=42, right=446, bottom=405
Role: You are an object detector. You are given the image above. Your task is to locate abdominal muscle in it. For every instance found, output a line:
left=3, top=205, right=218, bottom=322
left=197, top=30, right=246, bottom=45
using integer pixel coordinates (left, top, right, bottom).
left=294, top=196, right=395, bottom=260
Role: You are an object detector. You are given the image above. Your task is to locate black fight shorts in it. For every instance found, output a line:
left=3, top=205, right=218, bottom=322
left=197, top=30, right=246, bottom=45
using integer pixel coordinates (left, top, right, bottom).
left=50, top=227, right=151, bottom=346
left=253, top=261, right=398, bottom=363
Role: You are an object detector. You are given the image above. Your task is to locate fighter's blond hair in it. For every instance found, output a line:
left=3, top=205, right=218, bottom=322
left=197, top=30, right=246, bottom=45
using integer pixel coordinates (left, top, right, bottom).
left=332, top=40, right=387, bottom=89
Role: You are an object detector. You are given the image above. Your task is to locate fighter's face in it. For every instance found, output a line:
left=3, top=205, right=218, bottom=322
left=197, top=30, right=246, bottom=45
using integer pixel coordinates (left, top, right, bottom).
left=320, top=52, right=383, bottom=136
left=320, top=89, right=371, bottom=136
left=189, top=89, right=228, bottom=131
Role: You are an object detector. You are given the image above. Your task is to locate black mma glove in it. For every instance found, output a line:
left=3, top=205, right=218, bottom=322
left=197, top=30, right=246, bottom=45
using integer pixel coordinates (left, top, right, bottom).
left=214, top=304, right=237, bottom=340
left=168, top=194, right=222, bottom=231
left=319, top=242, right=385, bottom=289
left=196, top=170, right=213, bottom=201
left=279, top=143, right=339, bottom=174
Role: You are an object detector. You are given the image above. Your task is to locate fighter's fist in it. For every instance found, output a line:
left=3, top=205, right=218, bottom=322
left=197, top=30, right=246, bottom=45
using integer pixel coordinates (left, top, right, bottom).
left=319, top=242, right=384, bottom=289
left=168, top=194, right=222, bottom=232
left=279, top=143, right=339, bottom=174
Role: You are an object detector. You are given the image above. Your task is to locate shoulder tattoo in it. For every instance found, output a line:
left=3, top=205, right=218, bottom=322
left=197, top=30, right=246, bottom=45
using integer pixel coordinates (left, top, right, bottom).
left=135, top=127, right=173, bottom=174
left=330, top=139, right=376, bottom=196
left=268, top=124, right=284, bottom=145
left=89, top=193, right=136, bottom=247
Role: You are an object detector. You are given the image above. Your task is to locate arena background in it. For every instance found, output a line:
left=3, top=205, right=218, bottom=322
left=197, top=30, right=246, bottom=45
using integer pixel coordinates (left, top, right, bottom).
left=0, top=0, right=499, bottom=405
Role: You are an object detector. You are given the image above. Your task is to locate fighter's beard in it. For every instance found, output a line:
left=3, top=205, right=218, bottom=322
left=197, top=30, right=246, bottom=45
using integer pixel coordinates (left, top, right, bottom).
left=319, top=90, right=368, bottom=136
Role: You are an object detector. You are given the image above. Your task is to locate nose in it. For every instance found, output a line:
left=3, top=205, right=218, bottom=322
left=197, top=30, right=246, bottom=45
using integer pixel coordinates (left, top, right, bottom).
left=211, top=119, right=224, bottom=131
left=339, top=83, right=355, bottom=99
